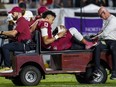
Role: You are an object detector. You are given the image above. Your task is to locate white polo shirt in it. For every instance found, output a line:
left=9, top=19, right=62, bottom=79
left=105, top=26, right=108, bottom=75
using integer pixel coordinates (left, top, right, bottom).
left=23, top=10, right=34, bottom=21
left=99, top=15, right=116, bottom=40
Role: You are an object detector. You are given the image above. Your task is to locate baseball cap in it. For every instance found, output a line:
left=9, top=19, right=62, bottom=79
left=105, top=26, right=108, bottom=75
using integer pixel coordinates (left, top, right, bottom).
left=9, top=6, right=22, bottom=14
left=37, top=6, right=48, bottom=15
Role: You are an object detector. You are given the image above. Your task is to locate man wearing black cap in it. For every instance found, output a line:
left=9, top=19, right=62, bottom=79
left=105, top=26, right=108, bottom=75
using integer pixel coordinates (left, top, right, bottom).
left=19, top=2, right=34, bottom=22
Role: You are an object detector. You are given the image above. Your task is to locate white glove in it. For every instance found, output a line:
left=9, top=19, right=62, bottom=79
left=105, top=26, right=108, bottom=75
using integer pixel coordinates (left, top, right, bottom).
left=58, top=25, right=65, bottom=33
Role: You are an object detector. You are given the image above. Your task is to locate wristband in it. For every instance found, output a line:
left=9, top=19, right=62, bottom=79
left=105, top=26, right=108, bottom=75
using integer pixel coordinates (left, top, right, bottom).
left=54, top=35, right=59, bottom=40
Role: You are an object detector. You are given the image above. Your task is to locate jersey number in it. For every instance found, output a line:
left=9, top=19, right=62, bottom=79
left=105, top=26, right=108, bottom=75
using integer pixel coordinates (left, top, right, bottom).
left=44, top=22, right=48, bottom=27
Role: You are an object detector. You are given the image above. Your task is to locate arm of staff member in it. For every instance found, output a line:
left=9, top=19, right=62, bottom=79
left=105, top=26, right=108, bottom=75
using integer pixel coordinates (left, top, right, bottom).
left=0, top=6, right=24, bottom=38
left=0, top=30, right=17, bottom=37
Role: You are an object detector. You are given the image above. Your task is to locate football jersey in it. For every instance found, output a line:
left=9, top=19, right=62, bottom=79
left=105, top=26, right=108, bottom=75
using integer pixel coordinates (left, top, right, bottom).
left=38, top=21, right=73, bottom=51
left=38, top=21, right=53, bottom=49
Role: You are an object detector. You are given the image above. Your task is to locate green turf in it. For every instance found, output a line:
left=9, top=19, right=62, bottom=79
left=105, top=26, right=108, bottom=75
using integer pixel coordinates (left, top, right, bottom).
left=0, top=74, right=116, bottom=87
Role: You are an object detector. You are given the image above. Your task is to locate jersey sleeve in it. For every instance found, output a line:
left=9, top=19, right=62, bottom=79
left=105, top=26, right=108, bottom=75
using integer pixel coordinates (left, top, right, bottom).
left=38, top=21, right=49, bottom=29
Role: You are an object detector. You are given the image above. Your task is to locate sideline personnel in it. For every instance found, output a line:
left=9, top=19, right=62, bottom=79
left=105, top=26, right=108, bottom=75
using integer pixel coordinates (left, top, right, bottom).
left=93, top=6, right=116, bottom=80
left=0, top=6, right=31, bottom=73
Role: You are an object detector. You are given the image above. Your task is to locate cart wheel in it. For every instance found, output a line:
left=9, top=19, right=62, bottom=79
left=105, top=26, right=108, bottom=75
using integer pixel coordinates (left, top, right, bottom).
left=19, top=65, right=42, bottom=86
left=75, top=73, right=89, bottom=84
left=75, top=66, right=107, bottom=84
left=86, top=66, right=107, bottom=84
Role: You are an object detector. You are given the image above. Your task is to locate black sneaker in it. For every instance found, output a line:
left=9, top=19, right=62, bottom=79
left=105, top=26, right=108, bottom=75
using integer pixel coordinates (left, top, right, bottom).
left=110, top=75, right=116, bottom=80
left=110, top=71, right=116, bottom=80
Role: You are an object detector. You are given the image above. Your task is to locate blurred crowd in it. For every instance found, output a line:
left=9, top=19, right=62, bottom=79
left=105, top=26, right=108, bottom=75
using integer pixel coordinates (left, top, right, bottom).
left=0, top=0, right=116, bottom=8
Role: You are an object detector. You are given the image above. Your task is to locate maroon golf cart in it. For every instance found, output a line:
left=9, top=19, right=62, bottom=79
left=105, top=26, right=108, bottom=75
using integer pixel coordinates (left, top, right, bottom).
left=0, top=31, right=112, bottom=86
